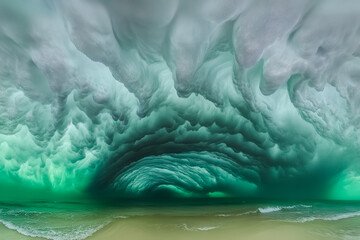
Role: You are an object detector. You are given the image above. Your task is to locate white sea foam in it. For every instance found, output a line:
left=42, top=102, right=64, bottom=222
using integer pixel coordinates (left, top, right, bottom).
left=0, top=219, right=109, bottom=240
left=295, top=211, right=360, bottom=223
left=238, top=210, right=259, bottom=215
left=216, top=214, right=232, bottom=217
left=258, top=205, right=311, bottom=214
left=258, top=206, right=296, bottom=213
left=217, top=205, right=311, bottom=217
left=299, top=205, right=312, bottom=208
left=196, top=226, right=218, bottom=231
left=216, top=210, right=259, bottom=217
left=180, top=224, right=218, bottom=231
left=258, top=206, right=283, bottom=213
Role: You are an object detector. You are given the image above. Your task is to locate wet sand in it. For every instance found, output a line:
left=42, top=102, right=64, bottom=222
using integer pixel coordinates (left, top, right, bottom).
left=0, top=223, right=43, bottom=240
left=88, top=215, right=323, bottom=240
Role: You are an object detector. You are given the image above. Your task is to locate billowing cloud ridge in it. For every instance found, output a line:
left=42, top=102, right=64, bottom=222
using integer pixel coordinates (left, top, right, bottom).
left=0, top=0, right=360, bottom=200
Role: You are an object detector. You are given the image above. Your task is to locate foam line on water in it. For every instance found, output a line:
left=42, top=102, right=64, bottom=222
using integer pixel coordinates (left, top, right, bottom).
left=180, top=224, right=218, bottom=231
left=295, top=211, right=360, bottom=223
left=0, top=218, right=109, bottom=240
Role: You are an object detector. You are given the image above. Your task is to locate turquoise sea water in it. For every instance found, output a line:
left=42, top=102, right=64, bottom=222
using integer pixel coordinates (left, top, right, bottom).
left=1, top=200, right=360, bottom=240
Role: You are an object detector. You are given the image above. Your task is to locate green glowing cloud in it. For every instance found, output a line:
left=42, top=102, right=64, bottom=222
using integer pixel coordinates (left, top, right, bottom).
left=0, top=0, right=360, bottom=200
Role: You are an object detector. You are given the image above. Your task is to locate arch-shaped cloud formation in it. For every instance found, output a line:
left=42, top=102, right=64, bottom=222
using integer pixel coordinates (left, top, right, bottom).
left=0, top=0, right=359, bottom=200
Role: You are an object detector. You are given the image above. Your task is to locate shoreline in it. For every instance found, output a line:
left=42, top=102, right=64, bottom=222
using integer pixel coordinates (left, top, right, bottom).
left=1, top=201, right=359, bottom=240
left=87, top=216, right=318, bottom=240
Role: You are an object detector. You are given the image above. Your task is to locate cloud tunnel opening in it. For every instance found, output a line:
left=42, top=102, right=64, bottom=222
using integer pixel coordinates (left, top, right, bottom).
left=97, top=151, right=259, bottom=199
left=0, top=0, right=360, bottom=202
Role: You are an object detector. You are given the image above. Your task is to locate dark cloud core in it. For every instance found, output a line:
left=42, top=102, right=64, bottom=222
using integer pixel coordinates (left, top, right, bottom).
left=0, top=0, right=360, bottom=201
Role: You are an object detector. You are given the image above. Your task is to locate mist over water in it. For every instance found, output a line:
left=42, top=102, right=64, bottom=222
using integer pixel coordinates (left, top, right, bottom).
left=0, top=0, right=360, bottom=203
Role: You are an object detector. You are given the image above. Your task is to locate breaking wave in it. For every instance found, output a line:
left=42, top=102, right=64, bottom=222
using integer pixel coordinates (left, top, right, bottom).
left=0, top=219, right=107, bottom=240
left=295, top=211, right=360, bottom=223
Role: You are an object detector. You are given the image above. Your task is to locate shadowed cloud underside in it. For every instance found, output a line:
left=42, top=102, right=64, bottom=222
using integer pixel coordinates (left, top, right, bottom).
left=0, top=0, right=360, bottom=201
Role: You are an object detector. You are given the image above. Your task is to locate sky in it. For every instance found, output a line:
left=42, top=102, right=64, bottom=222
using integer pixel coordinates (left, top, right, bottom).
left=0, top=0, right=360, bottom=201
